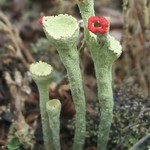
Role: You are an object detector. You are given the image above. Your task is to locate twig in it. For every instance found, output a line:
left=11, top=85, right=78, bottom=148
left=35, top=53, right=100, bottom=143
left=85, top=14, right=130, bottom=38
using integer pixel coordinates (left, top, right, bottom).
left=122, top=107, right=150, bottom=134
left=130, top=133, right=150, bottom=150
left=4, top=71, right=34, bottom=149
left=0, top=11, right=34, bottom=69
left=122, top=0, right=149, bottom=95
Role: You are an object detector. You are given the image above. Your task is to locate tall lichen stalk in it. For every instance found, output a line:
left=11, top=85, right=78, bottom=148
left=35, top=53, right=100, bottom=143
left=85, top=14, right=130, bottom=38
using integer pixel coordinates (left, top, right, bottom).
left=41, top=15, right=86, bottom=150
left=77, top=1, right=122, bottom=149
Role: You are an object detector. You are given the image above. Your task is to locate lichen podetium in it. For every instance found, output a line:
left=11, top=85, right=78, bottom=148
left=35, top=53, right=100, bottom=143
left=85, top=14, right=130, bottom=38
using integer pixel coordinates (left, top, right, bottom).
left=30, top=61, right=54, bottom=150
left=87, top=16, right=122, bottom=150
left=46, top=99, right=61, bottom=150
left=86, top=23, right=121, bottom=150
left=76, top=0, right=122, bottom=149
left=40, top=14, right=86, bottom=150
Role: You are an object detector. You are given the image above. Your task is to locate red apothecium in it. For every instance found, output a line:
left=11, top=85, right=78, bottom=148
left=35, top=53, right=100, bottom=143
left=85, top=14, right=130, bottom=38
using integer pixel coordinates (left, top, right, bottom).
left=88, top=16, right=109, bottom=34
left=39, top=16, right=44, bottom=25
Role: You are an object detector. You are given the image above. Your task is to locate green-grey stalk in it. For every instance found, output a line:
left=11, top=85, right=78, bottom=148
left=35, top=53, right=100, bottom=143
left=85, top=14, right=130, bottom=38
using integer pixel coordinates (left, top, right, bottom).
left=76, top=1, right=122, bottom=149
left=30, top=61, right=54, bottom=150
left=46, top=99, right=61, bottom=150
left=42, top=14, right=86, bottom=150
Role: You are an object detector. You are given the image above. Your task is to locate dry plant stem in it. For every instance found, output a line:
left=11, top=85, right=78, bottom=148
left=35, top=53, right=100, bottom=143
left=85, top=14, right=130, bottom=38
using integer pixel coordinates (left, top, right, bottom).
left=30, top=61, right=54, bottom=150
left=122, top=0, right=129, bottom=37
left=46, top=99, right=61, bottom=150
left=135, top=0, right=150, bottom=90
left=134, top=56, right=148, bottom=94
left=129, top=133, right=150, bottom=150
left=122, top=0, right=149, bottom=94
left=0, top=11, right=34, bottom=68
left=4, top=71, right=34, bottom=149
left=122, top=108, right=150, bottom=134
left=122, top=0, right=131, bottom=78
left=137, top=0, right=149, bottom=31
left=4, top=71, right=23, bottom=120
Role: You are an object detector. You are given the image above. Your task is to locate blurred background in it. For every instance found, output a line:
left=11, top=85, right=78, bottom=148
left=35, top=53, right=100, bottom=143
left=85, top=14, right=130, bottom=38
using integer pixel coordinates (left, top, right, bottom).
left=0, top=0, right=150, bottom=150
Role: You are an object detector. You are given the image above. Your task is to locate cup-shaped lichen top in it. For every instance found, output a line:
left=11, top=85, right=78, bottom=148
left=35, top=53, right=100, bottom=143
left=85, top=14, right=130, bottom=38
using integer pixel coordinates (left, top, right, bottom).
left=46, top=99, right=61, bottom=150
left=30, top=61, right=53, bottom=84
left=46, top=99, right=61, bottom=115
left=41, top=14, right=79, bottom=46
left=108, top=35, right=122, bottom=59
left=30, top=61, right=53, bottom=150
left=87, top=16, right=122, bottom=64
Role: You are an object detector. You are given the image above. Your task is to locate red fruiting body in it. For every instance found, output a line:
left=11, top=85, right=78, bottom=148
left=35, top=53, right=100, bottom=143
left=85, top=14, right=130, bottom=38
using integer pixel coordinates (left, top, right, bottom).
left=88, top=16, right=109, bottom=34
left=39, top=16, right=44, bottom=25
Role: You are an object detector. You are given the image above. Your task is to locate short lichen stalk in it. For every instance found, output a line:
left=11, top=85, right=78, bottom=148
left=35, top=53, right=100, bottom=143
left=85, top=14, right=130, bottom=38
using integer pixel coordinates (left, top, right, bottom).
left=41, top=14, right=86, bottom=150
left=30, top=61, right=54, bottom=150
left=46, top=99, right=61, bottom=150
left=37, top=84, right=54, bottom=150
